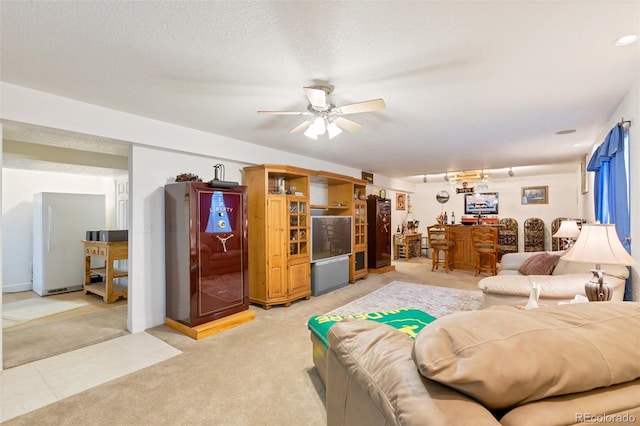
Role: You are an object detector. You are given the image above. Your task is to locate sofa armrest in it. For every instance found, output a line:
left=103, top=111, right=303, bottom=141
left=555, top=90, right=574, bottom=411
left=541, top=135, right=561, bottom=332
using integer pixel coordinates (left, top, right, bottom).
left=326, top=319, right=500, bottom=426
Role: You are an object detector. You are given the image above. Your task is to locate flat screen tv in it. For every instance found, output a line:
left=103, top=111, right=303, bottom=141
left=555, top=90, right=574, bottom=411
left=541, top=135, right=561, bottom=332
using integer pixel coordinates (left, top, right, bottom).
left=310, top=215, right=352, bottom=263
left=464, top=192, right=499, bottom=215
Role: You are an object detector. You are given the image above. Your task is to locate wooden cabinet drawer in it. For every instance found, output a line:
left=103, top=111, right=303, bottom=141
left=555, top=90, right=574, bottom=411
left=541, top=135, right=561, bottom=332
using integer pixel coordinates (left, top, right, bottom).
left=84, top=244, right=100, bottom=255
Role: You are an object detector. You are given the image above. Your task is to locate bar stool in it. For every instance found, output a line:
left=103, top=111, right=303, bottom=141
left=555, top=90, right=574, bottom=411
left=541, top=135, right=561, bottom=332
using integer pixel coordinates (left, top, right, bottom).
left=427, top=225, right=455, bottom=272
left=471, top=226, right=499, bottom=276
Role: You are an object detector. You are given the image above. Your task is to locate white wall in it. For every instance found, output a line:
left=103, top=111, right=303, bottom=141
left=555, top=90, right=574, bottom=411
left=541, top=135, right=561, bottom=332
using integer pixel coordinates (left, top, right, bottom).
left=1, top=168, right=116, bottom=292
left=127, top=146, right=249, bottom=331
left=410, top=173, right=579, bottom=252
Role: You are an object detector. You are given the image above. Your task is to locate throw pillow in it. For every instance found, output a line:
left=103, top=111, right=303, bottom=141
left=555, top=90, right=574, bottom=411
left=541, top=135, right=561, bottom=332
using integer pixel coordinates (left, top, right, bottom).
left=518, top=252, right=560, bottom=275
left=411, top=302, right=640, bottom=409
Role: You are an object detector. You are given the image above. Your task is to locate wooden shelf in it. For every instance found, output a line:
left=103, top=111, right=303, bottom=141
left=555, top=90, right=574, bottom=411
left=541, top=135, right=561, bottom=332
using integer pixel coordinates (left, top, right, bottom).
left=84, top=282, right=128, bottom=301
left=394, top=233, right=422, bottom=260
left=310, top=204, right=350, bottom=210
left=89, top=267, right=128, bottom=278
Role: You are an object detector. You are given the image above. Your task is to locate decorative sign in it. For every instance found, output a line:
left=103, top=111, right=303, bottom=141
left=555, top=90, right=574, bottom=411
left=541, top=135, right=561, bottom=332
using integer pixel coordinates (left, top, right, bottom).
left=361, top=171, right=374, bottom=184
left=456, top=187, right=474, bottom=194
left=456, top=181, right=474, bottom=194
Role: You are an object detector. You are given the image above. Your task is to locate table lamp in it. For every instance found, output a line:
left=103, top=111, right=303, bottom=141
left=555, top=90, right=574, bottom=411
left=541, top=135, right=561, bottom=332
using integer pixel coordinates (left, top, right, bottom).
left=561, top=224, right=637, bottom=301
left=552, top=220, right=581, bottom=250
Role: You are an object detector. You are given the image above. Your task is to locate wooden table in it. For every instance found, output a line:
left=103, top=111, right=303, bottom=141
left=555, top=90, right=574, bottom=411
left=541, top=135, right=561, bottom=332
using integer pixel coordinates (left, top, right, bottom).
left=83, top=240, right=128, bottom=303
left=394, top=233, right=422, bottom=260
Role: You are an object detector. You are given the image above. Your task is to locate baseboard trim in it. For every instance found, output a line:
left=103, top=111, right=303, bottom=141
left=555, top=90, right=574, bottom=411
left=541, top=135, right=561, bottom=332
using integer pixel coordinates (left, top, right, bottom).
left=368, top=265, right=396, bottom=274
left=2, top=282, right=33, bottom=293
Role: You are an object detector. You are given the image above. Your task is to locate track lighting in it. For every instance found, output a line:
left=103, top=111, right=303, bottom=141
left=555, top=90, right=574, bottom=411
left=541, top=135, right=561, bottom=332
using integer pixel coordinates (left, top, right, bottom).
left=444, top=172, right=450, bottom=182
left=508, top=167, right=515, bottom=177
left=423, top=174, right=427, bottom=183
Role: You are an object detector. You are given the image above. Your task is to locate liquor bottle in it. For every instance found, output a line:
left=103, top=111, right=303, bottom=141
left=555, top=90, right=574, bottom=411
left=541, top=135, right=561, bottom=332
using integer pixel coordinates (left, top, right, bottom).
left=451, top=211, right=455, bottom=224
left=443, top=211, right=448, bottom=224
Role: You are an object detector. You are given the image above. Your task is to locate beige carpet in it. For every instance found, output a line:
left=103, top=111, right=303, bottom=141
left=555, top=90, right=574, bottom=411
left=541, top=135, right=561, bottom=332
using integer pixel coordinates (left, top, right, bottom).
left=3, top=305, right=128, bottom=369
left=3, top=259, right=484, bottom=426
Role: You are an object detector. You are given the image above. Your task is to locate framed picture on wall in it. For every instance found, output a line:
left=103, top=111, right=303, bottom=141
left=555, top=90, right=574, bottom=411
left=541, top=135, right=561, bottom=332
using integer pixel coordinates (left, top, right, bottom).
left=396, top=193, right=406, bottom=210
left=522, top=186, right=548, bottom=204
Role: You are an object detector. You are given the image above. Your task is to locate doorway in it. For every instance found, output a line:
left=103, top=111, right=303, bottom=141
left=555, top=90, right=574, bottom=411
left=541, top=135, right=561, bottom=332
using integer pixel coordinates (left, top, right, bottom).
left=1, top=123, right=131, bottom=369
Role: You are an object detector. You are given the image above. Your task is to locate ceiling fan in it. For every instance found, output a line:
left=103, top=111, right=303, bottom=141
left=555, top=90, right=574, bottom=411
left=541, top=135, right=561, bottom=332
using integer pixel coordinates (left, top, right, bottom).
left=257, top=86, right=386, bottom=139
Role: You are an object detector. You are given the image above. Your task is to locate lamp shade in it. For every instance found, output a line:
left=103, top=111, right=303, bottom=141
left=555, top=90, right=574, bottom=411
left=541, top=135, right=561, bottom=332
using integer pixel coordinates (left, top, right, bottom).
left=552, top=220, right=581, bottom=239
left=561, top=224, right=637, bottom=266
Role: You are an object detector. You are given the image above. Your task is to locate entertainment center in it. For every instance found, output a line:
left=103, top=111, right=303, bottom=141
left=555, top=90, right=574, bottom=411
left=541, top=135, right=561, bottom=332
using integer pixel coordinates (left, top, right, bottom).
left=243, top=164, right=368, bottom=309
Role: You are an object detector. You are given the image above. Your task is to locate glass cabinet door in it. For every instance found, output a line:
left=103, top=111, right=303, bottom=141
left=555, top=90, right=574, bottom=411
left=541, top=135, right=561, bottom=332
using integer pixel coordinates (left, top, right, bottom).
left=354, top=201, right=366, bottom=246
left=289, top=198, right=308, bottom=256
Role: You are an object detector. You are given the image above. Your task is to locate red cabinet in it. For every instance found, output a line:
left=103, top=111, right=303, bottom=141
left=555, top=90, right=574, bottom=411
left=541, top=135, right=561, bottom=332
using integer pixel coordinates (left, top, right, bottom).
left=367, top=196, right=392, bottom=269
left=165, top=182, right=248, bottom=327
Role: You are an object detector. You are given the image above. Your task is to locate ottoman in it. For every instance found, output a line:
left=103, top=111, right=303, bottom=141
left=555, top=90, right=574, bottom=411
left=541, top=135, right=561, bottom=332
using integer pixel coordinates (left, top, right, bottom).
left=308, top=308, right=436, bottom=384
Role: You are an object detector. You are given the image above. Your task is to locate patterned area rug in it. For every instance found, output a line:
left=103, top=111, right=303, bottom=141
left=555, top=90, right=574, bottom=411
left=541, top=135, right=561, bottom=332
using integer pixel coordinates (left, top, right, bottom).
left=327, top=281, right=483, bottom=317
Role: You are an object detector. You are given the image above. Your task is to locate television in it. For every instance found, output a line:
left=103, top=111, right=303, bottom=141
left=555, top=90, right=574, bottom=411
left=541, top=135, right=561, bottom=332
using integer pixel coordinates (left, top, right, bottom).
left=310, top=215, right=352, bottom=263
left=464, top=192, right=499, bottom=215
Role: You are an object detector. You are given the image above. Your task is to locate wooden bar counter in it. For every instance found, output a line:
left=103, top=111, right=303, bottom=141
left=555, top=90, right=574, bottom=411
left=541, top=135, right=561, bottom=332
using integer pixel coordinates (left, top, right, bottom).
left=441, top=224, right=502, bottom=271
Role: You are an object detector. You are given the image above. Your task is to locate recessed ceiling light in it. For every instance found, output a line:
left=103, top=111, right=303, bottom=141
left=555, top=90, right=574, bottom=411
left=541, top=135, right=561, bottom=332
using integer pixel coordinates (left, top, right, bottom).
left=573, top=143, right=582, bottom=147
left=556, top=129, right=576, bottom=135
left=615, top=34, right=638, bottom=46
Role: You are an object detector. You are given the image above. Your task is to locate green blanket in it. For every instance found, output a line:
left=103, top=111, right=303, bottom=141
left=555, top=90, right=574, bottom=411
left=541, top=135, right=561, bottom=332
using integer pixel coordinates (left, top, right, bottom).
left=308, top=307, right=436, bottom=348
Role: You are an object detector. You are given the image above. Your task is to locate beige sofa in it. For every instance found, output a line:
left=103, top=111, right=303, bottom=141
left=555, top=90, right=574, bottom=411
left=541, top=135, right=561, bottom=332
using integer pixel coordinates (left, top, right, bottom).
left=478, top=251, right=628, bottom=307
left=325, top=302, right=640, bottom=426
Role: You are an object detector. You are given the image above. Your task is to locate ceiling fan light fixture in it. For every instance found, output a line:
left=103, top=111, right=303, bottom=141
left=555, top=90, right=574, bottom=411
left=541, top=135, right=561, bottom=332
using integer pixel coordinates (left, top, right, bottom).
left=304, top=125, right=318, bottom=140
left=312, top=117, right=326, bottom=135
left=259, top=85, right=385, bottom=138
left=327, top=121, right=342, bottom=139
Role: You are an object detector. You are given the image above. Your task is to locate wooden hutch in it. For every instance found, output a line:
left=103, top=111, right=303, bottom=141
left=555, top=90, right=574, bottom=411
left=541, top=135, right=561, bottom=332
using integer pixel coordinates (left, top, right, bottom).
left=243, top=165, right=368, bottom=309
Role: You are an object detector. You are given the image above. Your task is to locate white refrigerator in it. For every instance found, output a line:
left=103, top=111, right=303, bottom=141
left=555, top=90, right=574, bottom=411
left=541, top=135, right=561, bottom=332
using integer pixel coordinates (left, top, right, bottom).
left=33, top=192, right=106, bottom=296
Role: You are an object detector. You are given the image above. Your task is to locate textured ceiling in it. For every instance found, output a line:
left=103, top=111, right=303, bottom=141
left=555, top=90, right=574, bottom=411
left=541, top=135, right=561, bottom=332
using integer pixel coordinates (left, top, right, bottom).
left=1, top=1, right=638, bottom=181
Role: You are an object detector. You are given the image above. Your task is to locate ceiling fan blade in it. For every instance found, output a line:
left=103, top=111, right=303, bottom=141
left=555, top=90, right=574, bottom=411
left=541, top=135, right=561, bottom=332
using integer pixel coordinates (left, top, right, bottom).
left=333, top=116, right=363, bottom=132
left=289, top=121, right=311, bottom=133
left=304, top=87, right=327, bottom=109
left=337, top=98, right=386, bottom=115
left=257, top=110, right=307, bottom=115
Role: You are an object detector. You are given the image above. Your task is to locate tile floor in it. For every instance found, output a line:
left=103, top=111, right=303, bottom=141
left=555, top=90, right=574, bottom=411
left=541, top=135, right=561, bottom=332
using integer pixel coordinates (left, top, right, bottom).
left=1, top=331, right=182, bottom=422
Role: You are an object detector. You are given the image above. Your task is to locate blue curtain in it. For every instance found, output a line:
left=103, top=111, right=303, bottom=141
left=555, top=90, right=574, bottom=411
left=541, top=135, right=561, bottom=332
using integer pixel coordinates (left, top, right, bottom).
left=587, top=124, right=631, bottom=299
